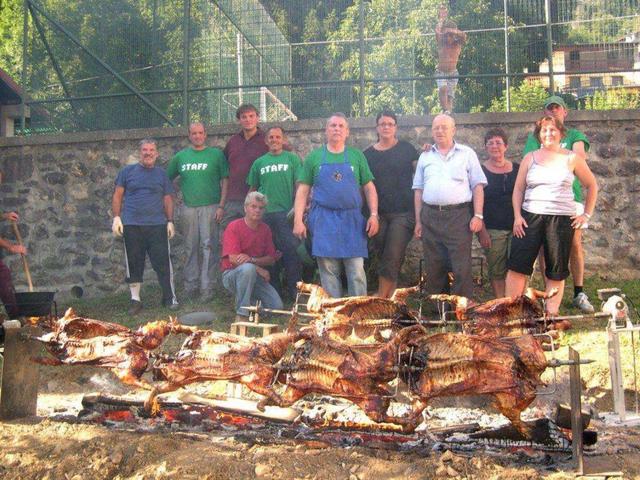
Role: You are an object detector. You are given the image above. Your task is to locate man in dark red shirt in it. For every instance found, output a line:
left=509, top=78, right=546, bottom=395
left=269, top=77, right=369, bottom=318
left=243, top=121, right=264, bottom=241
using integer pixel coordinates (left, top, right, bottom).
left=221, top=104, right=269, bottom=228
left=221, top=191, right=283, bottom=318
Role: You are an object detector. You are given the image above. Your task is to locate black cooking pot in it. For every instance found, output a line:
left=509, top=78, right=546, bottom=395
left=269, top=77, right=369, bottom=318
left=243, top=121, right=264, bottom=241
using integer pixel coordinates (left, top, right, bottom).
left=14, top=291, right=56, bottom=317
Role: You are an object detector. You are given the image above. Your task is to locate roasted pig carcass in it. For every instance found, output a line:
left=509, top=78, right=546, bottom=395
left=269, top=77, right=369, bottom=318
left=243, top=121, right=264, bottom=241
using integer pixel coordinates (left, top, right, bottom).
left=144, top=329, right=306, bottom=412
left=296, top=283, right=421, bottom=343
left=45, top=307, right=132, bottom=337
left=430, top=288, right=570, bottom=337
left=392, top=332, right=548, bottom=436
left=309, top=297, right=419, bottom=343
left=265, top=326, right=425, bottom=426
left=32, top=309, right=194, bottom=389
left=298, top=282, right=419, bottom=313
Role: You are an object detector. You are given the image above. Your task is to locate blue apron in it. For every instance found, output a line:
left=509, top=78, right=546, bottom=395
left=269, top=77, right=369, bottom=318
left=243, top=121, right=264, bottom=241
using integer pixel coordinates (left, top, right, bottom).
left=307, top=146, right=368, bottom=258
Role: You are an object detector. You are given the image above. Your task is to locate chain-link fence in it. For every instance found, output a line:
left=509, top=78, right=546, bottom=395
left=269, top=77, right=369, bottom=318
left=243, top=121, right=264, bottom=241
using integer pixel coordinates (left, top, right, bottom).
left=18, top=0, right=640, bottom=134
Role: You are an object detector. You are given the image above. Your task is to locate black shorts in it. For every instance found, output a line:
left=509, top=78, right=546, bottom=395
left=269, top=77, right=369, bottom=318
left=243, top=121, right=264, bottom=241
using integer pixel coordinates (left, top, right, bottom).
left=370, top=212, right=415, bottom=282
left=507, top=211, right=574, bottom=281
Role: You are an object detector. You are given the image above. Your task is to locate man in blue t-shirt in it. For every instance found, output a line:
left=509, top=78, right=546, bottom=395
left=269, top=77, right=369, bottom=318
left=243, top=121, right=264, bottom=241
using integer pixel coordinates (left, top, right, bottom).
left=111, top=139, right=178, bottom=315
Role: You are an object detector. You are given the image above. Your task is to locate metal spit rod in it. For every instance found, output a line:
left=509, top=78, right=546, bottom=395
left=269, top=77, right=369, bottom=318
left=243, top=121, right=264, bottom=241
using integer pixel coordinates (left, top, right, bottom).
left=633, top=330, right=639, bottom=415
left=244, top=305, right=319, bottom=318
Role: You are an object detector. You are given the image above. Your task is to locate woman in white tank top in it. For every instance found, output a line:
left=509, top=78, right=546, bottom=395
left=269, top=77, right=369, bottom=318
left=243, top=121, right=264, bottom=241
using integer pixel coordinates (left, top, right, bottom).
left=505, top=115, right=598, bottom=315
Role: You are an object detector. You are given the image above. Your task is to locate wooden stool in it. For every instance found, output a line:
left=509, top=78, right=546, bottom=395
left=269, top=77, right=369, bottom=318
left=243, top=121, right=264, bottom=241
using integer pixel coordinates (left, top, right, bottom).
left=230, top=319, right=279, bottom=337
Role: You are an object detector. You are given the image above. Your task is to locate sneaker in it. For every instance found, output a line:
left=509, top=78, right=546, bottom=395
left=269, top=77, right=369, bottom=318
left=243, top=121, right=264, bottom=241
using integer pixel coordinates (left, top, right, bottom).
left=163, top=301, right=180, bottom=311
left=128, top=300, right=143, bottom=316
left=573, top=292, right=594, bottom=314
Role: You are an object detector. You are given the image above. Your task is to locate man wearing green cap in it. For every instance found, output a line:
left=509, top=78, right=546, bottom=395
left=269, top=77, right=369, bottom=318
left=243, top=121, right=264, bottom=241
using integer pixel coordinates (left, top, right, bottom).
left=522, top=95, right=594, bottom=313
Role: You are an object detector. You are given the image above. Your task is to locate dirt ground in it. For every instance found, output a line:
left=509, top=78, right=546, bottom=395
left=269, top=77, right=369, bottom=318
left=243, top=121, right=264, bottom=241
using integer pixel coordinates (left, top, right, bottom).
left=2, top=330, right=640, bottom=479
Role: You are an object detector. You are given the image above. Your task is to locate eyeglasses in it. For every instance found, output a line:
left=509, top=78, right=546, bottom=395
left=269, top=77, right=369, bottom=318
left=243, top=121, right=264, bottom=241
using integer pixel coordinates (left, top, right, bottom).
left=377, top=122, right=396, bottom=128
left=486, top=140, right=505, bottom=146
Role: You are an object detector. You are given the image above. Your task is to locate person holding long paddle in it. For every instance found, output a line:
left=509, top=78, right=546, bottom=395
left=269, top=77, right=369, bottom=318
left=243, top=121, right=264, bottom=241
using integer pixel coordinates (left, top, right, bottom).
left=0, top=171, right=27, bottom=319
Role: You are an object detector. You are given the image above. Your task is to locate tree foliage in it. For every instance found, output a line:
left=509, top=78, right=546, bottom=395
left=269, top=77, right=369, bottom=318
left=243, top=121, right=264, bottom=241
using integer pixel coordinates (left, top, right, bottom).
left=0, top=0, right=24, bottom=80
left=584, top=88, right=640, bottom=110
left=566, top=0, right=640, bottom=43
left=486, top=80, right=549, bottom=112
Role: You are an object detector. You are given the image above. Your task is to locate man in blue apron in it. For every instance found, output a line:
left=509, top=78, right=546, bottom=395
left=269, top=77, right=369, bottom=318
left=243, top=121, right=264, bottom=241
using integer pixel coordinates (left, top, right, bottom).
left=293, top=113, right=379, bottom=298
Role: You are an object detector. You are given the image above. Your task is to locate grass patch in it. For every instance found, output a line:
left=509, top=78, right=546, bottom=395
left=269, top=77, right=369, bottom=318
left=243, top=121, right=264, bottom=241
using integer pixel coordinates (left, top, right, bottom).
left=63, top=285, right=238, bottom=331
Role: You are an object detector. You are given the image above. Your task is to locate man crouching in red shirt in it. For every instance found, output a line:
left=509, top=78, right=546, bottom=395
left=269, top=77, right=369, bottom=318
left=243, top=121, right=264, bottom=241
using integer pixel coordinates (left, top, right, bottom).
left=221, top=191, right=283, bottom=319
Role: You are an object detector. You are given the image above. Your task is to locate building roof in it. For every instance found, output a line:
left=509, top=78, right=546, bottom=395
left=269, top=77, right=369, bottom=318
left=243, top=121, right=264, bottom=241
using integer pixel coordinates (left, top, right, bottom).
left=0, top=68, right=22, bottom=105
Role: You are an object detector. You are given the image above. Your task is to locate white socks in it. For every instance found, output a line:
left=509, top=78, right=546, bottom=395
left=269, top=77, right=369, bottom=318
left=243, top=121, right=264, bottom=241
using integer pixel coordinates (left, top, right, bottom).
left=130, top=282, right=141, bottom=301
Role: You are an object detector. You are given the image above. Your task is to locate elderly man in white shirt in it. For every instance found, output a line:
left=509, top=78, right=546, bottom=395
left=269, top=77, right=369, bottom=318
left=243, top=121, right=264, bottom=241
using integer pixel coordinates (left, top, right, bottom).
left=412, top=114, right=487, bottom=298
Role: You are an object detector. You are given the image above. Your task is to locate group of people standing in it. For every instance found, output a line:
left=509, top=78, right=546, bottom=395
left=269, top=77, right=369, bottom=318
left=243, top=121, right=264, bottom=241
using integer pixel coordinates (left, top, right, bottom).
left=110, top=94, right=598, bottom=320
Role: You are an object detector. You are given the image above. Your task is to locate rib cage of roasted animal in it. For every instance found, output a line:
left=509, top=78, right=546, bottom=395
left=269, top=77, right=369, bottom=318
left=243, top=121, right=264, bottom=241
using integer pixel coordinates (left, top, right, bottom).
left=430, top=288, right=571, bottom=337
left=393, top=330, right=548, bottom=435
left=32, top=308, right=194, bottom=390
left=145, top=329, right=307, bottom=412
left=266, top=326, right=426, bottom=426
left=297, top=282, right=421, bottom=344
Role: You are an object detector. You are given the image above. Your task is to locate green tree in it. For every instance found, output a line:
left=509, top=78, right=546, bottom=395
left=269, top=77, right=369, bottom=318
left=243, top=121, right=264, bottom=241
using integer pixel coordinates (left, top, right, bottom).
left=0, top=0, right=24, bottom=81
left=585, top=89, right=640, bottom=110
left=486, top=80, right=549, bottom=112
left=566, top=1, right=639, bottom=43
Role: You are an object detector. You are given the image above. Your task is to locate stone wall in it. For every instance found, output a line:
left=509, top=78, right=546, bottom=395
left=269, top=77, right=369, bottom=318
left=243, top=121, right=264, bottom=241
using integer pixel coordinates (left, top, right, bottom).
left=0, top=110, right=638, bottom=299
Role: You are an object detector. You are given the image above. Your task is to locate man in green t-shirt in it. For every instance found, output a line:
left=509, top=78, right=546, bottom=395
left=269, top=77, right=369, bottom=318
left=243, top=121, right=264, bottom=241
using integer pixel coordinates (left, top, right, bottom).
left=522, top=95, right=594, bottom=313
left=247, top=126, right=302, bottom=299
left=167, top=122, right=229, bottom=301
left=293, top=113, right=379, bottom=298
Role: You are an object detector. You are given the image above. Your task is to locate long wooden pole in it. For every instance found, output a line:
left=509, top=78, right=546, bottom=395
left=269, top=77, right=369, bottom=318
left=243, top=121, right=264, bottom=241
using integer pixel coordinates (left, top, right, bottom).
left=11, top=221, right=33, bottom=292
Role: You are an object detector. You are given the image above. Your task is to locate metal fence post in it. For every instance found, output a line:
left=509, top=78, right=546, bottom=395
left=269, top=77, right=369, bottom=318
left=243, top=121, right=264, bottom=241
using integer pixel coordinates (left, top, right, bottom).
left=182, top=0, right=191, bottom=127
left=503, top=0, right=510, bottom=111
left=358, top=0, right=366, bottom=116
left=20, top=0, right=29, bottom=132
left=545, top=0, right=555, bottom=93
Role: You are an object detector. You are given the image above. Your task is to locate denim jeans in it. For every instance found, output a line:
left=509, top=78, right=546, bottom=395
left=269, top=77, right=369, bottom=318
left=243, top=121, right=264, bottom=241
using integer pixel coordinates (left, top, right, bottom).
left=222, top=263, right=283, bottom=316
left=316, top=257, right=366, bottom=298
left=264, top=211, right=302, bottom=299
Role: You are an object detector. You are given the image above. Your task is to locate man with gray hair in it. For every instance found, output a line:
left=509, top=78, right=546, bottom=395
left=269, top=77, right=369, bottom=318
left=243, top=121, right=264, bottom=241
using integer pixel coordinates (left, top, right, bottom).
left=112, top=139, right=178, bottom=315
left=412, top=114, right=486, bottom=298
left=221, top=191, right=283, bottom=319
left=293, top=112, right=379, bottom=298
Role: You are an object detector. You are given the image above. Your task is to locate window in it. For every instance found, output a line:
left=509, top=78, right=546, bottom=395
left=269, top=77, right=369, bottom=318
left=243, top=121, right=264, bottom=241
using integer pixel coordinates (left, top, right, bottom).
left=612, top=76, right=623, bottom=86
left=569, top=50, right=580, bottom=61
left=607, top=49, right=619, bottom=60
left=569, top=77, right=581, bottom=89
left=590, top=77, right=603, bottom=87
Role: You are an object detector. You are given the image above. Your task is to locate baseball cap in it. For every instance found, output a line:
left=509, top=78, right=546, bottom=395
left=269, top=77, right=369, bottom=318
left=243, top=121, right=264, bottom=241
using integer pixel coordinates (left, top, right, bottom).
left=543, top=95, right=567, bottom=110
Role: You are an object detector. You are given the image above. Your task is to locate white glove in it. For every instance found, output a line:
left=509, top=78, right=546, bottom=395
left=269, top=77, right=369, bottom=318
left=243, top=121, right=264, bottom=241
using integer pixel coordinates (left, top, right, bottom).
left=167, top=221, right=175, bottom=239
left=112, top=216, right=123, bottom=237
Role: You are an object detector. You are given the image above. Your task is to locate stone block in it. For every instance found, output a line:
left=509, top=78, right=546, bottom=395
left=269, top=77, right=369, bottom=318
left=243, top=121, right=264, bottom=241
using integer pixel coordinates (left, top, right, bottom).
left=615, top=160, right=640, bottom=176
left=44, top=172, right=68, bottom=185
left=595, top=145, right=624, bottom=160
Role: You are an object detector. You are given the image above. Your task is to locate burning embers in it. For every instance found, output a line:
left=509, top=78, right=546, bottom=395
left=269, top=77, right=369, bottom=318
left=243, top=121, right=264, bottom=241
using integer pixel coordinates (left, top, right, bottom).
left=33, top=286, right=557, bottom=438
